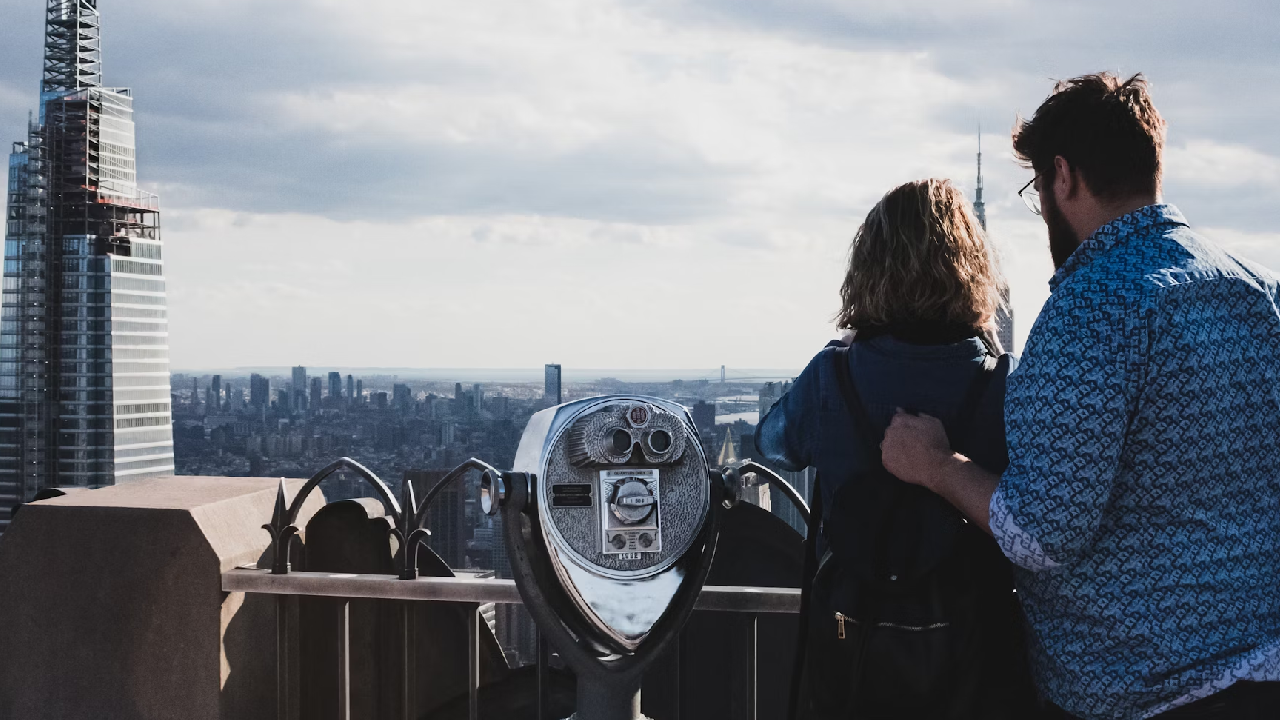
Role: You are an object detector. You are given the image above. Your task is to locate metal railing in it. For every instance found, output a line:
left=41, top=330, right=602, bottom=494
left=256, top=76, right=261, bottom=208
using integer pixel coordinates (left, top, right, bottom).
left=239, top=455, right=807, bottom=720
left=224, top=569, right=800, bottom=720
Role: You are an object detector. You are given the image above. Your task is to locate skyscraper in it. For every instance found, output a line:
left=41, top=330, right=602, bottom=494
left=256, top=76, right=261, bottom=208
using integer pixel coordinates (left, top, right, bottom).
left=249, top=373, right=269, bottom=409
left=355, top=379, right=363, bottom=406
left=691, top=401, right=715, bottom=435
left=0, top=0, right=174, bottom=533
left=291, top=366, right=306, bottom=412
left=975, top=131, right=1014, bottom=353
left=345, top=374, right=353, bottom=407
left=544, top=364, right=562, bottom=405
left=758, top=381, right=791, bottom=420
left=717, top=427, right=738, bottom=466
left=309, top=377, right=322, bottom=412
left=327, top=371, right=342, bottom=404
left=974, top=130, right=987, bottom=231
left=995, top=287, right=1014, bottom=353
left=392, top=383, right=412, bottom=412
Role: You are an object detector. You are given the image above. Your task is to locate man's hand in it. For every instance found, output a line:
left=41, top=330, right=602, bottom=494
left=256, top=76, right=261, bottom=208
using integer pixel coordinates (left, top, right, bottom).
left=881, top=409, right=1000, bottom=534
left=881, top=409, right=954, bottom=492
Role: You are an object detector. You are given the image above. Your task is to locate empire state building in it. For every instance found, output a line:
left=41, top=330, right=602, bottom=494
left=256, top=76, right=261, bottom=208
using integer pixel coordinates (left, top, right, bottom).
left=975, top=132, right=1015, bottom=353
left=0, top=0, right=174, bottom=534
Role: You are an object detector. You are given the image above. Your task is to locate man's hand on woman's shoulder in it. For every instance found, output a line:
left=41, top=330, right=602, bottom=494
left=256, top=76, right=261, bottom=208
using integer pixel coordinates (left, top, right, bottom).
left=882, top=409, right=999, bottom=534
left=881, top=409, right=952, bottom=491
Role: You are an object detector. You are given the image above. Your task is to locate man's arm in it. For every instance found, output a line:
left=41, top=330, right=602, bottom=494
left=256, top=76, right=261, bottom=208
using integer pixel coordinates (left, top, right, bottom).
left=883, top=285, right=1136, bottom=572
left=881, top=410, right=999, bottom=534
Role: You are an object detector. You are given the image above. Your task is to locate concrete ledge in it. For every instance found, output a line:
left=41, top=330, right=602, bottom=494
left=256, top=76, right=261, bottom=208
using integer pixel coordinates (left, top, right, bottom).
left=0, top=475, right=325, bottom=720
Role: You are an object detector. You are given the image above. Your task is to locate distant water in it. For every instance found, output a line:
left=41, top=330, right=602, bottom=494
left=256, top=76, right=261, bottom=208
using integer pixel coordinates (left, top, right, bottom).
left=715, top=411, right=760, bottom=425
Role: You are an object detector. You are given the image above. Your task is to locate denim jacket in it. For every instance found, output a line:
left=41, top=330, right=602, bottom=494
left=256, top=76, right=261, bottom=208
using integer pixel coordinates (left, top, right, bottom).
left=755, top=335, right=1012, bottom=521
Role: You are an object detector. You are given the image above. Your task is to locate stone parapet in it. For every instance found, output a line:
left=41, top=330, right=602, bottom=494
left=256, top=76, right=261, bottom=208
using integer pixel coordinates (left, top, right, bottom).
left=0, top=476, right=325, bottom=720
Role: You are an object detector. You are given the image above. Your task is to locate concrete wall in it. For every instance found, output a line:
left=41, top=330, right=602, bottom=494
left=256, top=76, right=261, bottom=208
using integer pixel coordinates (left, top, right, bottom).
left=0, top=476, right=325, bottom=720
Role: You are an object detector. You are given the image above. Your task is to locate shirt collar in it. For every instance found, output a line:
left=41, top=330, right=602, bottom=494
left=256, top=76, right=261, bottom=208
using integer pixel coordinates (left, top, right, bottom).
left=864, top=334, right=988, bottom=360
left=1048, top=204, right=1189, bottom=292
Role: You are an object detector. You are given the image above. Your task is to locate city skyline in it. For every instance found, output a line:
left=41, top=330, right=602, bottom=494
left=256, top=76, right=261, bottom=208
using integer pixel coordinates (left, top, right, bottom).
left=2, top=0, right=1279, bottom=372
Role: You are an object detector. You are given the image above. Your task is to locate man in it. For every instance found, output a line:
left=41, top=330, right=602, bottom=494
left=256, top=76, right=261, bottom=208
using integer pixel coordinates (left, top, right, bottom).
left=881, top=73, right=1280, bottom=719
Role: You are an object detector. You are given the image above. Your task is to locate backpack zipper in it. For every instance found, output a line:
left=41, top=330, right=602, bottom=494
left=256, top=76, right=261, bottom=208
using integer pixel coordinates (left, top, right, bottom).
left=833, top=611, right=947, bottom=638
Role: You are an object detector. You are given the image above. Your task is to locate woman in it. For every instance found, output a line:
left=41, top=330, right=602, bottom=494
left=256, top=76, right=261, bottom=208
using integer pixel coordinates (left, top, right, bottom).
left=757, top=179, right=1035, bottom=719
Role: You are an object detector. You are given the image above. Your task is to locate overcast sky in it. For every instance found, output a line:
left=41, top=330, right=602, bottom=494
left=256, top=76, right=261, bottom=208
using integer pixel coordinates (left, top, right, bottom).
left=2, top=0, right=1278, bottom=372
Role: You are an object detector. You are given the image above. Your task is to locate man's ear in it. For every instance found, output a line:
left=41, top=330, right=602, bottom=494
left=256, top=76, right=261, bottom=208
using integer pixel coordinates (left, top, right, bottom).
left=1052, top=155, right=1079, bottom=201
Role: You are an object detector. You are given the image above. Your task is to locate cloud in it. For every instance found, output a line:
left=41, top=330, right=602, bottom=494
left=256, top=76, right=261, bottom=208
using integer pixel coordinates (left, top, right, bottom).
left=1201, top=227, right=1280, bottom=273
left=2, top=0, right=980, bottom=226
left=2, top=0, right=1280, bottom=368
left=1166, top=140, right=1280, bottom=189
left=161, top=208, right=851, bottom=369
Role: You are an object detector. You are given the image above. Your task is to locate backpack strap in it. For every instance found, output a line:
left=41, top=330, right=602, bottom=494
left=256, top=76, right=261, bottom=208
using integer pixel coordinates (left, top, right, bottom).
left=788, top=470, right=824, bottom=720
left=831, top=345, right=881, bottom=462
left=790, top=345, right=875, bottom=719
left=951, top=354, right=997, bottom=454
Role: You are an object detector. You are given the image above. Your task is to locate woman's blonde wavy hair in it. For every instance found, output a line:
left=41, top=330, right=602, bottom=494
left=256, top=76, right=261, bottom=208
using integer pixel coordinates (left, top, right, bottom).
left=836, top=179, right=1003, bottom=333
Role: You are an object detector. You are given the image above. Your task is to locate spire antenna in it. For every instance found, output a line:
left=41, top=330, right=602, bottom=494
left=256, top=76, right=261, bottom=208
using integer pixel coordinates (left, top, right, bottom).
left=974, top=125, right=987, bottom=231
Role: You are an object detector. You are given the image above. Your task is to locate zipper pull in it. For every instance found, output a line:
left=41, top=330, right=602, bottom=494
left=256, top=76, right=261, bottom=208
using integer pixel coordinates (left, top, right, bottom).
left=835, top=612, right=846, bottom=640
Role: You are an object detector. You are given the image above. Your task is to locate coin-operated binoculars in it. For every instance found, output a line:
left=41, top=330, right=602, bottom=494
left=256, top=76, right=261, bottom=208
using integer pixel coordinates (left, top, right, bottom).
left=481, top=396, right=723, bottom=720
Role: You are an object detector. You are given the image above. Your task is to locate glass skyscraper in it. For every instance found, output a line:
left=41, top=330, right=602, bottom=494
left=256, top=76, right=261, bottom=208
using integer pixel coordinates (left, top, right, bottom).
left=544, top=364, right=562, bottom=405
left=0, top=0, right=174, bottom=534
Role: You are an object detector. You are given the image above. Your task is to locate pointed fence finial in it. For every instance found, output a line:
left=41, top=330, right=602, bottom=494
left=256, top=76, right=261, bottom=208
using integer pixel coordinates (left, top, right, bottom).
left=392, top=478, right=430, bottom=580
left=271, top=476, right=288, bottom=526
left=263, top=477, right=299, bottom=575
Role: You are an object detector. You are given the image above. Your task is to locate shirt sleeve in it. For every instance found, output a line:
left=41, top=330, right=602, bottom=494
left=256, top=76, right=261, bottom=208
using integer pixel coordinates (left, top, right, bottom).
left=754, top=348, right=827, bottom=472
left=993, top=285, right=1141, bottom=571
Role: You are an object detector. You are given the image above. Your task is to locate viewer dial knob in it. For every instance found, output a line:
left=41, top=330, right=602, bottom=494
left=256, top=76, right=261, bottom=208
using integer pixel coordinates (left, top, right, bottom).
left=610, top=478, right=656, bottom=525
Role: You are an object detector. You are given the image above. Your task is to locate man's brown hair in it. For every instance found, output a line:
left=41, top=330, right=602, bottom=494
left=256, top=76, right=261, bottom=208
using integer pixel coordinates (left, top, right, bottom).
left=836, top=179, right=1002, bottom=333
left=1012, top=72, right=1166, bottom=201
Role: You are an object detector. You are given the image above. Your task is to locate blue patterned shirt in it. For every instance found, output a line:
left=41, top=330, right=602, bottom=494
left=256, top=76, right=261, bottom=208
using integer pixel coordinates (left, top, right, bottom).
left=990, top=204, right=1280, bottom=719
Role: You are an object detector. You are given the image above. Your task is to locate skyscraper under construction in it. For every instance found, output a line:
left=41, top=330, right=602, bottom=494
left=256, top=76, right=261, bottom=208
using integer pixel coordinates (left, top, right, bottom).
left=0, top=0, right=174, bottom=534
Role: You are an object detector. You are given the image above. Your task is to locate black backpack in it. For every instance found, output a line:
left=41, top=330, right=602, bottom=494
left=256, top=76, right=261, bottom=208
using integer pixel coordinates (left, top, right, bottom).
left=789, top=345, right=1035, bottom=720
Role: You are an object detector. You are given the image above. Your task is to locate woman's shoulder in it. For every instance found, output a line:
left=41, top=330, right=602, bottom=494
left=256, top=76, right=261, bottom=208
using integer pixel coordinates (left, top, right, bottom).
left=798, top=340, right=851, bottom=377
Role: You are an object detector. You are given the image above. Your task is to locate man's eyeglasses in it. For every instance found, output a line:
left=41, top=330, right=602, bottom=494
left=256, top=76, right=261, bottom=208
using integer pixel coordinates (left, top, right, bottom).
left=1019, top=176, right=1041, bottom=216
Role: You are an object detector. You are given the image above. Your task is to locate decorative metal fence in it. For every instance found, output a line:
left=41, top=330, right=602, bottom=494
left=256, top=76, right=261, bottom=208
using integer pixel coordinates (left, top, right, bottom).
left=230, top=456, right=807, bottom=720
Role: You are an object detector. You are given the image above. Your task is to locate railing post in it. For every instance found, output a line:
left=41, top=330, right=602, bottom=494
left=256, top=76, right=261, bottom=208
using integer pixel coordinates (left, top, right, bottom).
left=337, top=599, right=351, bottom=720
left=468, top=605, right=480, bottom=720
left=674, top=628, right=683, bottom=720
left=748, top=613, right=759, bottom=720
left=402, top=601, right=414, bottom=720
left=276, top=595, right=289, bottom=720
left=536, top=631, right=546, bottom=720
